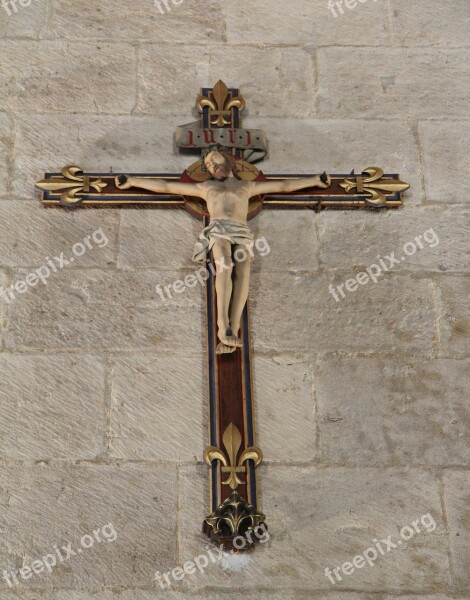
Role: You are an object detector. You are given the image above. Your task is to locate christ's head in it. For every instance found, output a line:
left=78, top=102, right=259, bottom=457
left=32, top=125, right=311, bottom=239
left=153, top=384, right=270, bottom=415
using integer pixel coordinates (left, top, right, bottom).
left=204, top=149, right=233, bottom=180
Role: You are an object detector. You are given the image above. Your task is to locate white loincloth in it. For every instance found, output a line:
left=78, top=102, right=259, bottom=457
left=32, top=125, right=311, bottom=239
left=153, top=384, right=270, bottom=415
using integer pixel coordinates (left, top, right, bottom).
left=192, top=219, right=253, bottom=263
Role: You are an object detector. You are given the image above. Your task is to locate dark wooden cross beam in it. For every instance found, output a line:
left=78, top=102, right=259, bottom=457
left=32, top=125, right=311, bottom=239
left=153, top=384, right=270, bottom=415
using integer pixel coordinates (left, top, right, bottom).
left=36, top=81, right=409, bottom=551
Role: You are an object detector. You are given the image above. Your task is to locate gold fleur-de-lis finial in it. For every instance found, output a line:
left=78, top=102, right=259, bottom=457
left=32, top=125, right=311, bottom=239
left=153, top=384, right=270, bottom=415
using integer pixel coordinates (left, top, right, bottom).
left=36, top=165, right=107, bottom=206
left=197, top=80, right=245, bottom=128
left=340, top=167, right=410, bottom=206
left=204, top=423, right=263, bottom=490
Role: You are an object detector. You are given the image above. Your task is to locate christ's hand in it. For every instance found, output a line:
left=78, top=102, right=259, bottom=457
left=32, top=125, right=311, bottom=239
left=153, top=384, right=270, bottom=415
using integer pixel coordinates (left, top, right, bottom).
left=115, top=175, right=133, bottom=190
left=316, top=172, right=332, bottom=188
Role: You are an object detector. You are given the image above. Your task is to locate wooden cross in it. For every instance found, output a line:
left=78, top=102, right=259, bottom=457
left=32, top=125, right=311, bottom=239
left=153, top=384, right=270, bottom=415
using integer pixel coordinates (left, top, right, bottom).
left=36, top=80, right=409, bottom=551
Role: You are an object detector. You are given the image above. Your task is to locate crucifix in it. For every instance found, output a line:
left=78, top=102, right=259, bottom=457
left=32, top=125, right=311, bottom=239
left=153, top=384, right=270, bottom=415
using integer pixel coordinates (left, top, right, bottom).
left=36, top=80, right=409, bottom=551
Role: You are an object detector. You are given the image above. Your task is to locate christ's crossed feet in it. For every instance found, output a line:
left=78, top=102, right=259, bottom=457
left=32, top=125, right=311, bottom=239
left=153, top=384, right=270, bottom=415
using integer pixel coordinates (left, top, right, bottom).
left=216, top=342, right=237, bottom=354
left=216, top=327, right=243, bottom=354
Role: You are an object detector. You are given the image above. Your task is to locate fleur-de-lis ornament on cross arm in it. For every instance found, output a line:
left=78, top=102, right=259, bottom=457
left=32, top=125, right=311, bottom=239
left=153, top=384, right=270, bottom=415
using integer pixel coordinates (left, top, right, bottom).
left=36, top=165, right=107, bottom=207
left=340, top=167, right=410, bottom=206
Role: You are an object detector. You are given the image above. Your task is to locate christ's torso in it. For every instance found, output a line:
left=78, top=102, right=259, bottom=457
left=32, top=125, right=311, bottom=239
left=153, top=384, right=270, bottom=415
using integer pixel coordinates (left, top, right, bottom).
left=201, top=179, right=253, bottom=224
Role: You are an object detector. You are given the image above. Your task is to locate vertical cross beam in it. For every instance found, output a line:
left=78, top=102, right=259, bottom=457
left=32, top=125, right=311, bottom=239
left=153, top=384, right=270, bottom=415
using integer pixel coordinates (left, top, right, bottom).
left=195, top=82, right=266, bottom=548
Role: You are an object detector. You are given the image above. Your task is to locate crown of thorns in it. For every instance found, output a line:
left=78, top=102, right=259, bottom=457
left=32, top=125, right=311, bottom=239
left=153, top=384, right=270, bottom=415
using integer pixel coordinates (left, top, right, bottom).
left=201, top=145, right=233, bottom=171
left=202, top=144, right=232, bottom=159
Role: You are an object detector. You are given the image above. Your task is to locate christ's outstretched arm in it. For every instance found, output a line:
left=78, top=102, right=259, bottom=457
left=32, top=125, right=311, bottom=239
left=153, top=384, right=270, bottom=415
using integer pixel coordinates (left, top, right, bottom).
left=251, top=173, right=331, bottom=195
left=115, top=175, right=206, bottom=199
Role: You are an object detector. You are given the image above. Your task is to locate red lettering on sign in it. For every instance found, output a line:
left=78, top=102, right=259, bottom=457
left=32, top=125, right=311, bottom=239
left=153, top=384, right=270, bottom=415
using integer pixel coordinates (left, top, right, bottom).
left=204, top=130, right=216, bottom=144
left=186, top=130, right=195, bottom=147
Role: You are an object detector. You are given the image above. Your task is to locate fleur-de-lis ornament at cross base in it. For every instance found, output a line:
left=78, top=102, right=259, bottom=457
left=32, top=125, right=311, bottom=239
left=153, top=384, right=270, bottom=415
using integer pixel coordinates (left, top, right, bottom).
left=204, top=423, right=263, bottom=490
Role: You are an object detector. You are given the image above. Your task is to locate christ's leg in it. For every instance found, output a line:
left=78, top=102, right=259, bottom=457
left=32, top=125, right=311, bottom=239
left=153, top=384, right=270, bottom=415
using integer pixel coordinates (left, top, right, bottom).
left=229, top=244, right=252, bottom=339
left=211, top=239, right=242, bottom=350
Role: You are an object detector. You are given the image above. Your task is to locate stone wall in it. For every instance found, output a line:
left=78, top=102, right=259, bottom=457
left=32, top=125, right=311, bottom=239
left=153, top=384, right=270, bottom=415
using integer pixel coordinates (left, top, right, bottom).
left=0, top=0, right=469, bottom=598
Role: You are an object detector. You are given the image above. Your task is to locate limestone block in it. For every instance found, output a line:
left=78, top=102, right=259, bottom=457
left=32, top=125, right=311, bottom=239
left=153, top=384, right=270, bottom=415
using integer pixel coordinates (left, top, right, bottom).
left=4, top=268, right=202, bottom=352
left=0, top=113, right=13, bottom=198
left=436, top=275, right=470, bottom=356
left=316, top=357, right=470, bottom=466
left=226, top=0, right=390, bottom=46
left=317, top=48, right=470, bottom=118
left=0, top=200, right=118, bottom=267
left=0, top=0, right=48, bottom=38
left=392, top=0, right=470, bottom=46
left=0, top=268, right=11, bottom=348
left=249, top=271, right=436, bottom=354
left=443, top=471, right=470, bottom=591
left=318, top=207, right=469, bottom=273
left=254, top=355, right=315, bottom=462
left=0, top=353, right=106, bottom=459
left=48, top=0, right=223, bottom=42
left=0, top=41, right=136, bottom=114
left=117, top=209, right=201, bottom=271
left=419, top=121, right=470, bottom=204
left=249, top=210, right=319, bottom=273
left=0, top=463, right=177, bottom=588
left=109, top=354, right=205, bottom=461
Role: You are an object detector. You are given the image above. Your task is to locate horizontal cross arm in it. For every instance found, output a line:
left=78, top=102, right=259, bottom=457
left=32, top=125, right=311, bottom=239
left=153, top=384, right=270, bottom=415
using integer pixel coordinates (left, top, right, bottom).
left=35, top=166, right=410, bottom=210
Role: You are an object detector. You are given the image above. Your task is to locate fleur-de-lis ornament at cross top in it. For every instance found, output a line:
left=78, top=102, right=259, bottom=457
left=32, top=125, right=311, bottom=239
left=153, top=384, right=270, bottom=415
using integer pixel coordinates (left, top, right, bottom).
left=197, top=80, right=245, bottom=128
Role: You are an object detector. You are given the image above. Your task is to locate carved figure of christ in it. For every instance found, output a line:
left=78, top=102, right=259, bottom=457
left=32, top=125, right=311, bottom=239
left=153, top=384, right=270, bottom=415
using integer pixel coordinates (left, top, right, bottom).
left=116, top=149, right=331, bottom=353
